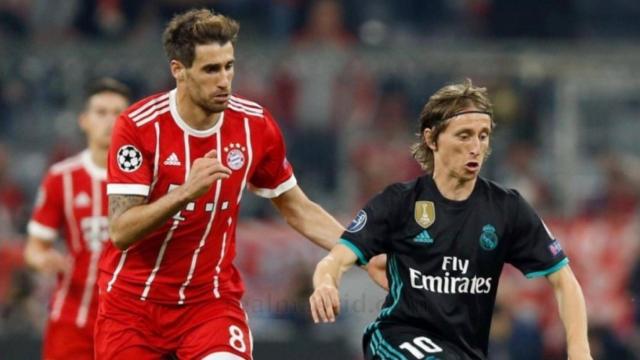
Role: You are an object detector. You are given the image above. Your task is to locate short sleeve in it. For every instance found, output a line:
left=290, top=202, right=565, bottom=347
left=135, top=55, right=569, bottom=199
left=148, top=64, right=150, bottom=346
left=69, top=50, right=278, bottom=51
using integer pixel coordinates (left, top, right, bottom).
left=27, top=171, right=63, bottom=241
left=506, top=192, right=568, bottom=278
left=248, top=110, right=296, bottom=198
left=339, top=186, right=398, bottom=266
left=107, top=115, right=153, bottom=196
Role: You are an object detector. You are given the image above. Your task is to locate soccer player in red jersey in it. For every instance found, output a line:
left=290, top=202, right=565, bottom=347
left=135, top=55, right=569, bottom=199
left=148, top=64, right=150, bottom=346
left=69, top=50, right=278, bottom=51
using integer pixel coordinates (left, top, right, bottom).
left=24, top=78, right=131, bottom=360
left=96, top=9, right=347, bottom=360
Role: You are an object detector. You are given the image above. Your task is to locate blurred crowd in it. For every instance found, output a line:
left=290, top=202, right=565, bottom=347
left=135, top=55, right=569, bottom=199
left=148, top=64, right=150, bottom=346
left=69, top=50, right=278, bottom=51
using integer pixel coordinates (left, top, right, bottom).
left=1, top=0, right=640, bottom=359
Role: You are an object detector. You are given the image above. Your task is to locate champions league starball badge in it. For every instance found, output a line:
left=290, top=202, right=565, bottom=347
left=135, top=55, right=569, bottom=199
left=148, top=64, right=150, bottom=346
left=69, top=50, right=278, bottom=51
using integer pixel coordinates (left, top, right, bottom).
left=117, top=145, right=143, bottom=172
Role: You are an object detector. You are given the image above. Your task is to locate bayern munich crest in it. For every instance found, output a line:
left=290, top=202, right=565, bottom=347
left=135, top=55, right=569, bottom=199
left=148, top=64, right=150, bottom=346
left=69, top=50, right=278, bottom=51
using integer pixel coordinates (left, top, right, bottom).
left=117, top=145, right=143, bottom=172
left=224, top=143, right=246, bottom=170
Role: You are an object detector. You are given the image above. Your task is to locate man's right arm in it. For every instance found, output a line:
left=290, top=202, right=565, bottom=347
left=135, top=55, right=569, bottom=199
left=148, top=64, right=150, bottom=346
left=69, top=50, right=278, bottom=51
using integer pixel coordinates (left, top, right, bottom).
left=108, top=191, right=188, bottom=250
left=24, top=236, right=68, bottom=275
left=108, top=149, right=231, bottom=250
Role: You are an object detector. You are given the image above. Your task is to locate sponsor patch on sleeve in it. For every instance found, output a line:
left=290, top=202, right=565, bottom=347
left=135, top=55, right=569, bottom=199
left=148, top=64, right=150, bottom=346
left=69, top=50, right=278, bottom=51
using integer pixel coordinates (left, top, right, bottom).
left=346, top=210, right=367, bottom=233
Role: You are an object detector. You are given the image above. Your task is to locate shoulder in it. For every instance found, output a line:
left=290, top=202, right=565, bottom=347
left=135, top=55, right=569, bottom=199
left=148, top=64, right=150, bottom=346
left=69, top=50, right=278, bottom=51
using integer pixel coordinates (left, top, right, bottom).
left=478, top=177, right=521, bottom=201
left=49, top=152, right=84, bottom=176
left=121, top=91, right=171, bottom=128
left=477, top=177, right=528, bottom=214
left=227, top=95, right=266, bottom=119
left=375, top=178, right=420, bottom=205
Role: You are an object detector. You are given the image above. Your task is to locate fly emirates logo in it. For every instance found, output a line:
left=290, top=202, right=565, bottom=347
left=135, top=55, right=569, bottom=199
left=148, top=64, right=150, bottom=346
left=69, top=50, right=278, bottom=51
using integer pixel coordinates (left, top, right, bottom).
left=409, top=256, right=492, bottom=294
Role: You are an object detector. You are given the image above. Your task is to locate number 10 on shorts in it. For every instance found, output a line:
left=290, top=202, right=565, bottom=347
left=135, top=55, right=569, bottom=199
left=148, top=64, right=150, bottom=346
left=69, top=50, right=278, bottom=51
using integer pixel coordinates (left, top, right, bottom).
left=399, top=336, right=443, bottom=359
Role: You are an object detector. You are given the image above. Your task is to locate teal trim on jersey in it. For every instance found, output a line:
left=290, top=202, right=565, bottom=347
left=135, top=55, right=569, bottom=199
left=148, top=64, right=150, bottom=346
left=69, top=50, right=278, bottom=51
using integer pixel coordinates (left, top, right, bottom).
left=371, top=334, right=397, bottom=360
left=375, top=330, right=408, bottom=360
left=525, top=257, right=569, bottom=279
left=380, top=256, right=403, bottom=317
left=338, top=238, right=368, bottom=265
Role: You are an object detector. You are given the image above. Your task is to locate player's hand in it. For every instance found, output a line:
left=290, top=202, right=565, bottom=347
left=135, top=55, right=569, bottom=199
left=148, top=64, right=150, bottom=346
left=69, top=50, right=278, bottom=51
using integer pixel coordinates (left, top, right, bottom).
left=33, top=249, right=69, bottom=275
left=367, top=254, right=389, bottom=291
left=309, top=283, right=340, bottom=323
left=183, top=150, right=231, bottom=201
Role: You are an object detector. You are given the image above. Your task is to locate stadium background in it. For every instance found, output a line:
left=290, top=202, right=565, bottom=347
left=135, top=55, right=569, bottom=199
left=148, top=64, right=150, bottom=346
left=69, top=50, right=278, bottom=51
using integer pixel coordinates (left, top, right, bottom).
left=0, top=0, right=639, bottom=359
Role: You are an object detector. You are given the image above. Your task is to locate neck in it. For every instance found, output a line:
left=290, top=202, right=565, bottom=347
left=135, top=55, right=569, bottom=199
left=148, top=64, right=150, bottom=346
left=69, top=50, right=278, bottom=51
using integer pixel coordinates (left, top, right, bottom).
left=176, top=87, right=221, bottom=130
left=88, top=144, right=108, bottom=169
left=431, top=169, right=477, bottom=201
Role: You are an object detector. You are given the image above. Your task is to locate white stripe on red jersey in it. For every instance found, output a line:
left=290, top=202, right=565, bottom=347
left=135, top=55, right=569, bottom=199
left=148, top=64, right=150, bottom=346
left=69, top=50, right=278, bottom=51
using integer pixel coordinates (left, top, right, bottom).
left=29, top=150, right=109, bottom=328
left=102, top=89, right=297, bottom=305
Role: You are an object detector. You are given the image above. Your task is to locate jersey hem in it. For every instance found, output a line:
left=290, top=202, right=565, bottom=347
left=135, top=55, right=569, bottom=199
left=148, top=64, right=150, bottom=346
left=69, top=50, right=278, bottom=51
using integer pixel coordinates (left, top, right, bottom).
left=249, top=175, right=297, bottom=198
left=525, top=257, right=569, bottom=279
left=338, top=238, right=368, bottom=266
left=27, top=221, right=58, bottom=241
left=106, top=184, right=150, bottom=196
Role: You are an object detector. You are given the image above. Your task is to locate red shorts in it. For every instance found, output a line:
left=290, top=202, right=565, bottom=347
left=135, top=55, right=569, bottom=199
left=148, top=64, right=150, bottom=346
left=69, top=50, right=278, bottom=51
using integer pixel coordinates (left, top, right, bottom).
left=94, top=289, right=252, bottom=360
left=43, top=319, right=94, bottom=360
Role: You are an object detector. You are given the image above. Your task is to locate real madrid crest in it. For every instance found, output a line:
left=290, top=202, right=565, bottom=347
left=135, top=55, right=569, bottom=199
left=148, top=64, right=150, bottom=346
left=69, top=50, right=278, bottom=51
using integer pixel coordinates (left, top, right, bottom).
left=224, top=143, right=246, bottom=170
left=479, top=224, right=498, bottom=251
left=414, top=201, right=435, bottom=228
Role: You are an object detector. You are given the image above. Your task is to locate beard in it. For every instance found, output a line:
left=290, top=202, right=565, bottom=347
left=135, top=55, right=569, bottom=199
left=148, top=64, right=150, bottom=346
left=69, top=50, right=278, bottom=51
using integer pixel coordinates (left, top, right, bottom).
left=191, top=90, right=228, bottom=114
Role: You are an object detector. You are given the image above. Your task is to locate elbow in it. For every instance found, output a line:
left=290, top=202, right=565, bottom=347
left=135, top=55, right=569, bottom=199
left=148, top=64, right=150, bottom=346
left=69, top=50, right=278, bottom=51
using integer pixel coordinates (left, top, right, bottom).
left=23, top=246, right=34, bottom=267
left=109, top=225, right=131, bottom=251
left=111, top=238, right=130, bottom=251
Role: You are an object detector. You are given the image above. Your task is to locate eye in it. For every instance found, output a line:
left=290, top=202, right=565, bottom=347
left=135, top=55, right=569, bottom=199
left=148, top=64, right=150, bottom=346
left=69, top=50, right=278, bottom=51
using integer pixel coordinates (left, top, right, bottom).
left=458, top=133, right=470, bottom=140
left=225, top=62, right=234, bottom=71
left=203, top=64, right=221, bottom=73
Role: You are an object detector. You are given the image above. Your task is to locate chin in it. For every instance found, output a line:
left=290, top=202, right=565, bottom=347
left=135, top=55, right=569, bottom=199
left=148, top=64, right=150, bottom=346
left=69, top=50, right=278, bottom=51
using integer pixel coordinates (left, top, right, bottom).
left=203, top=102, right=227, bottom=114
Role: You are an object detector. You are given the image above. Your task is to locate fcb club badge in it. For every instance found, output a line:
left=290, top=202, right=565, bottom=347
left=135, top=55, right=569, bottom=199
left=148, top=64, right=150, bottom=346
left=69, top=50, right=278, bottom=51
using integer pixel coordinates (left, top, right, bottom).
left=414, top=201, right=435, bottom=228
left=224, top=143, right=246, bottom=171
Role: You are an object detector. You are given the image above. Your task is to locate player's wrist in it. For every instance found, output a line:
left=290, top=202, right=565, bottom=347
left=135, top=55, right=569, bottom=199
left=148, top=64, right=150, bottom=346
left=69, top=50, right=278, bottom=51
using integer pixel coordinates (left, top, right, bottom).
left=173, top=184, right=197, bottom=204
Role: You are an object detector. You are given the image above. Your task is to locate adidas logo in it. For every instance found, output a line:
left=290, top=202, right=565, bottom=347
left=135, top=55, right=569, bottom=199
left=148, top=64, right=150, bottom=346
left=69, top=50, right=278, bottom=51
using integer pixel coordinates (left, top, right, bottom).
left=74, top=192, right=91, bottom=208
left=163, top=153, right=181, bottom=166
left=414, top=230, right=433, bottom=244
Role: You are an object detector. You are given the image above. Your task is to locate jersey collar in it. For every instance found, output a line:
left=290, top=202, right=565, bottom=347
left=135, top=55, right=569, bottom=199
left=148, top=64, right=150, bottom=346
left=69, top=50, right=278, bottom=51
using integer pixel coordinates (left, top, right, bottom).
left=81, top=150, right=107, bottom=180
left=169, top=89, right=224, bottom=138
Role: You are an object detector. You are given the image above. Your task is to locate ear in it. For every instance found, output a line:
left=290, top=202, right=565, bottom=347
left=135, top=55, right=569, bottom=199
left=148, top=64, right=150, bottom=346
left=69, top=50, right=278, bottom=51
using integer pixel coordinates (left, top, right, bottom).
left=423, top=128, right=437, bottom=151
left=170, top=60, right=186, bottom=82
left=78, top=113, right=88, bottom=132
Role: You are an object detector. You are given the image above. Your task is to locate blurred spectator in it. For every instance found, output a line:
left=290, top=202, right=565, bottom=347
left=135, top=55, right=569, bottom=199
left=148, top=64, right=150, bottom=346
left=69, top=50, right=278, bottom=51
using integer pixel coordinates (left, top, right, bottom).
left=588, top=325, right=635, bottom=360
left=0, top=0, right=29, bottom=38
left=582, top=153, right=640, bottom=218
left=349, top=79, right=421, bottom=204
left=73, top=0, right=146, bottom=38
left=489, top=303, right=543, bottom=360
left=0, top=268, right=44, bottom=336
left=0, top=144, right=26, bottom=236
left=500, top=141, right=555, bottom=213
left=274, top=0, right=358, bottom=196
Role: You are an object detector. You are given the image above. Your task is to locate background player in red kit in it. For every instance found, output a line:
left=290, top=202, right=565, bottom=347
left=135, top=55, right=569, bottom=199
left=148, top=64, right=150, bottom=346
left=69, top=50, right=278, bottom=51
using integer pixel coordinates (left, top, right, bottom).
left=24, top=78, right=131, bottom=359
left=96, top=9, right=347, bottom=360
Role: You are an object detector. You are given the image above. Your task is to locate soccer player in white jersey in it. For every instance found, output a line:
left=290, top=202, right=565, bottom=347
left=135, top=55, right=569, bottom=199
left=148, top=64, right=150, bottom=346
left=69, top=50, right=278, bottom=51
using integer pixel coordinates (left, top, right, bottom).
left=25, top=78, right=130, bottom=360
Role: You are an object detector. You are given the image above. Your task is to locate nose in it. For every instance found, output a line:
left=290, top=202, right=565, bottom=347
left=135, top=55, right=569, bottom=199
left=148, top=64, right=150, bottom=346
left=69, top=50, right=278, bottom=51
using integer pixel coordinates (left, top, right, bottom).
left=218, top=69, right=232, bottom=89
left=469, top=137, right=481, bottom=156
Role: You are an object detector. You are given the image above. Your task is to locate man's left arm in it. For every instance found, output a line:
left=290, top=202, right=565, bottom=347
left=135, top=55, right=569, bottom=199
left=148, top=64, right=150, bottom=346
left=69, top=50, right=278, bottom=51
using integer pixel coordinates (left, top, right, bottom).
left=271, top=185, right=343, bottom=251
left=547, top=266, right=592, bottom=360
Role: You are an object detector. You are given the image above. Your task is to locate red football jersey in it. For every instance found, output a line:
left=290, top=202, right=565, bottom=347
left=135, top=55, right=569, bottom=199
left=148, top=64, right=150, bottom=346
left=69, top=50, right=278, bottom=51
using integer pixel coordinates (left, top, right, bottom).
left=101, top=89, right=296, bottom=305
left=28, top=150, right=109, bottom=328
